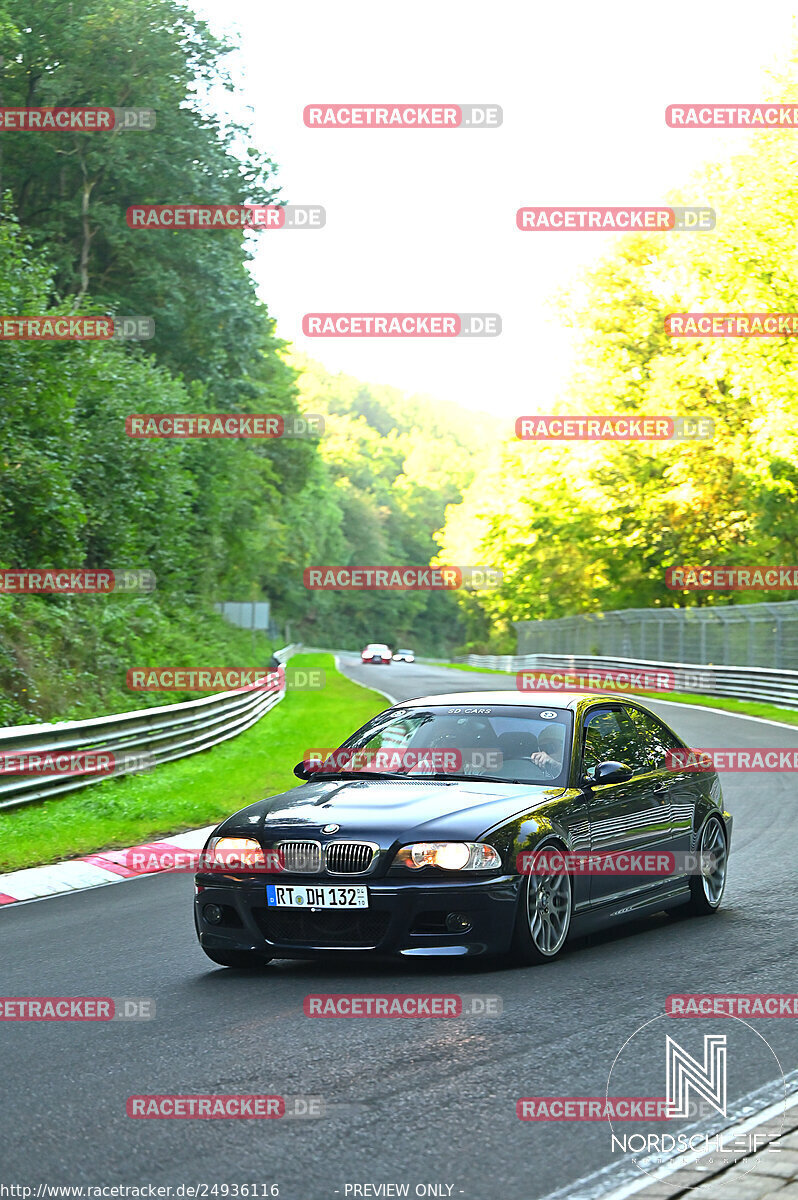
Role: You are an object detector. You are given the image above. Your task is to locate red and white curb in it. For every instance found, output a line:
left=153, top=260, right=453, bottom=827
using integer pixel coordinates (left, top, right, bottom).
left=0, top=826, right=217, bottom=906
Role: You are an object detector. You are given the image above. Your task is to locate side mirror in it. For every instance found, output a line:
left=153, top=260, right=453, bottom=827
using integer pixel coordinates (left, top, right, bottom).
left=293, top=761, right=315, bottom=780
left=588, top=760, right=634, bottom=786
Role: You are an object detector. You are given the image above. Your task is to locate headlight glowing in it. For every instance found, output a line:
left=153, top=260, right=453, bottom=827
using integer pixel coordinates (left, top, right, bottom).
left=393, top=842, right=501, bottom=871
left=202, top=836, right=268, bottom=872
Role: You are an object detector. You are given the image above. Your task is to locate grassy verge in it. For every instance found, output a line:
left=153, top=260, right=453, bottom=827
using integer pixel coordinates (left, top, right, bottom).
left=0, top=653, right=386, bottom=874
left=424, top=660, right=798, bottom=726
left=634, top=689, right=798, bottom=725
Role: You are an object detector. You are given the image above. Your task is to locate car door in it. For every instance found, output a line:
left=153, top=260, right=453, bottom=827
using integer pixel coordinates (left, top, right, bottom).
left=580, top=704, right=675, bottom=907
left=620, top=702, right=702, bottom=881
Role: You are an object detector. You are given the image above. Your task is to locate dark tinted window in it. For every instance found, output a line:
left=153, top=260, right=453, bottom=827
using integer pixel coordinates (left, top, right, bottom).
left=581, top=705, right=684, bottom=778
left=621, top=705, right=683, bottom=772
left=581, top=708, right=631, bottom=776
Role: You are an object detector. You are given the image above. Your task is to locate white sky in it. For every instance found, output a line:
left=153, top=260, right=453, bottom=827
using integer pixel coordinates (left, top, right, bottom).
left=191, top=0, right=798, bottom=416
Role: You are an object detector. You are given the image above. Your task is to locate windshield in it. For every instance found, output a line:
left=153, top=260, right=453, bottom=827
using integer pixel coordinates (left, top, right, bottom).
left=312, top=703, right=573, bottom=785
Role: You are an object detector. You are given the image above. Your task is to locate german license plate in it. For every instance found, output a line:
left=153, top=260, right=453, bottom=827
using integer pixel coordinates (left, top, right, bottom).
left=266, top=884, right=369, bottom=909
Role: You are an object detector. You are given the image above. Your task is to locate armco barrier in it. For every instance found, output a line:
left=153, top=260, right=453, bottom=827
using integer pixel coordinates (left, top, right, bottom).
left=0, top=644, right=301, bottom=811
left=456, top=652, right=798, bottom=709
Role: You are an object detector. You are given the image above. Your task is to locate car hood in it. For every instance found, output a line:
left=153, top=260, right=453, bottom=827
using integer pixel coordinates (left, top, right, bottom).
left=219, top=776, right=565, bottom=844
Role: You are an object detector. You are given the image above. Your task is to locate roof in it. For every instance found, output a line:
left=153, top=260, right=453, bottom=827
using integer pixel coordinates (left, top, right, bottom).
left=397, top=690, right=621, bottom=709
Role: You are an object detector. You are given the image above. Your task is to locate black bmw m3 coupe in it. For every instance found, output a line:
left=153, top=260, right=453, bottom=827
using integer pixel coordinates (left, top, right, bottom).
left=194, top=690, right=731, bottom=968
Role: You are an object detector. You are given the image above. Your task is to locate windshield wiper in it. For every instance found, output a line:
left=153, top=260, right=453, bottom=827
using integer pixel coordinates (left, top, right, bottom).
left=311, top=770, right=410, bottom=780
left=312, top=770, right=558, bottom=785
left=401, top=772, right=546, bottom=784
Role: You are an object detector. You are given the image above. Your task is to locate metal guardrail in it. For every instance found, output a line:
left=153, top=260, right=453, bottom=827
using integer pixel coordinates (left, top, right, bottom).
left=0, top=644, right=302, bottom=811
left=457, top=652, right=798, bottom=709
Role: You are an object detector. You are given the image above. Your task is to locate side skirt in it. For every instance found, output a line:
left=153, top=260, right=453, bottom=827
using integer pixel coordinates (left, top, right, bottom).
left=570, top=883, right=691, bottom=936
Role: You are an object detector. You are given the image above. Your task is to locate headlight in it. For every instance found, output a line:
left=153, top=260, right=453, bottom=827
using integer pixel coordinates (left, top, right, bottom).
left=393, top=842, right=502, bottom=871
left=201, top=836, right=268, bottom=872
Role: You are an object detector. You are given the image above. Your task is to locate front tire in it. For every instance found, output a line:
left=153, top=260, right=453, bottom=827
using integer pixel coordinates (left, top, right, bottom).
left=202, top=948, right=273, bottom=969
left=511, top=845, right=572, bottom=964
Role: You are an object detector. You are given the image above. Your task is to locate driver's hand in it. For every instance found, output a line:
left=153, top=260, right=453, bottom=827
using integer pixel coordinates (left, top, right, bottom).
left=407, top=756, right=438, bottom=776
left=529, top=751, right=557, bottom=769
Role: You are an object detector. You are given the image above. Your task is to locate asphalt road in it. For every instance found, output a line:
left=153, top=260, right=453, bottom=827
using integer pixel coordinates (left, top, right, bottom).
left=2, top=657, right=797, bottom=1200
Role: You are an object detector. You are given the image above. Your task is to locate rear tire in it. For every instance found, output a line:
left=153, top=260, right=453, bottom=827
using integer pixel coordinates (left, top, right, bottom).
left=683, top=817, right=728, bottom=916
left=202, top=948, right=273, bottom=968
left=511, top=844, right=572, bottom=965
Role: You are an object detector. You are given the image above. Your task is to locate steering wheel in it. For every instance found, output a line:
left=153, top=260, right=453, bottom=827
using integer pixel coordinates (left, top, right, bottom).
left=502, top=755, right=559, bottom=779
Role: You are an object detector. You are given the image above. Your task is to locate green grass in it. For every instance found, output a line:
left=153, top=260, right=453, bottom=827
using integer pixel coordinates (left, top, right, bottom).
left=633, top=688, right=798, bottom=725
left=425, top=660, right=798, bottom=725
left=0, top=654, right=386, bottom=874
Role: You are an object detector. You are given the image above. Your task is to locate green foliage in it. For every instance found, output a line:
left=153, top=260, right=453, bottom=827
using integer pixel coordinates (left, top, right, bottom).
left=0, top=0, right=280, bottom=408
left=0, top=0, right=500, bottom=724
left=286, top=354, right=491, bottom=652
left=437, top=55, right=798, bottom=637
left=0, top=592, right=275, bottom=725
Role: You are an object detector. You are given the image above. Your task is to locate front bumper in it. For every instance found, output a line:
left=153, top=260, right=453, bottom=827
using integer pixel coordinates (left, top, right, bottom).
left=194, top=873, right=520, bottom=959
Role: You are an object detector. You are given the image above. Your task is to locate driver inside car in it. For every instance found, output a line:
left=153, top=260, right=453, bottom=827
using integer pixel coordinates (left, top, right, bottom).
left=529, top=727, right=565, bottom=775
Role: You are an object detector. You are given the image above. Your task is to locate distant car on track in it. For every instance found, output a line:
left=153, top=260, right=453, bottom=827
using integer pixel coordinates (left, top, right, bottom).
left=361, top=643, right=392, bottom=664
left=195, top=690, right=731, bottom=969
left=392, top=648, right=415, bottom=662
